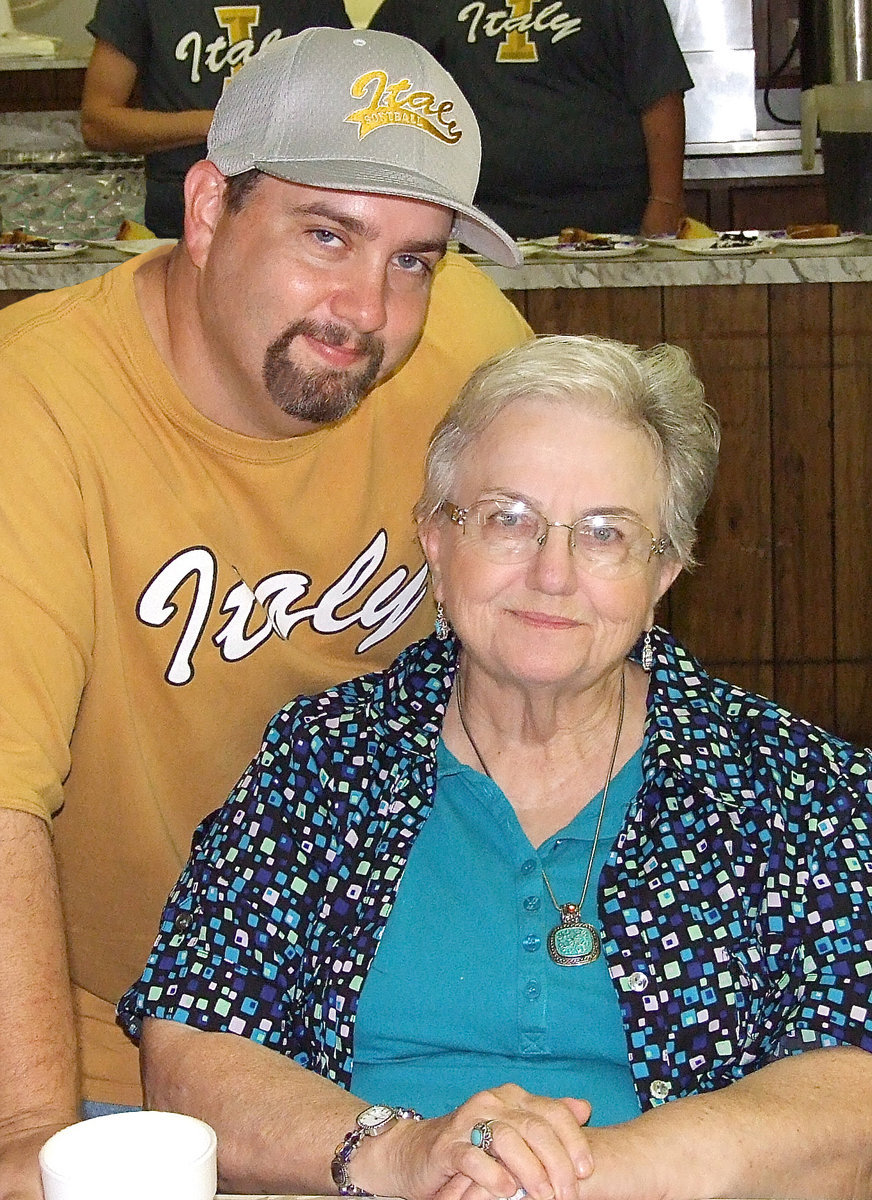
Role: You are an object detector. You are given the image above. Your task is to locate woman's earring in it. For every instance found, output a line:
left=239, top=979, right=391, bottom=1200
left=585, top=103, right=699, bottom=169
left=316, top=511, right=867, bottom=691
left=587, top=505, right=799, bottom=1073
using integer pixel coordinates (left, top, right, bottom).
left=642, top=628, right=654, bottom=673
left=435, top=602, right=450, bottom=641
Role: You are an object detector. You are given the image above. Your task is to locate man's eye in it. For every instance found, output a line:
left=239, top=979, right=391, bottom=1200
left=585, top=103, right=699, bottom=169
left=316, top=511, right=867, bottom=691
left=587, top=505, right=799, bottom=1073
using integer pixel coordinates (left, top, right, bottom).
left=312, top=228, right=342, bottom=246
left=395, top=253, right=431, bottom=274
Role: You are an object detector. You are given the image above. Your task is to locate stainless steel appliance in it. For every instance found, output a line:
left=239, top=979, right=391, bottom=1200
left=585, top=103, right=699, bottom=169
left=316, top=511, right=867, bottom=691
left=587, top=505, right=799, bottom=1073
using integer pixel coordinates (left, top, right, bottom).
left=799, top=0, right=872, bottom=84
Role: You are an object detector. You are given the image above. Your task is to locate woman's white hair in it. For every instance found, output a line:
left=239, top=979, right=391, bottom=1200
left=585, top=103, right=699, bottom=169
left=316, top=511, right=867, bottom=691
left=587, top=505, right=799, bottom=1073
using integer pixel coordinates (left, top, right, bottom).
left=415, top=334, right=720, bottom=570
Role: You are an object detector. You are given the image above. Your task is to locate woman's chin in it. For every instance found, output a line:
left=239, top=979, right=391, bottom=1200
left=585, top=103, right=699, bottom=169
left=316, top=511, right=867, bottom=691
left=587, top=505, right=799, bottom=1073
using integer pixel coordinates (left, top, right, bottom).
left=496, top=654, right=591, bottom=692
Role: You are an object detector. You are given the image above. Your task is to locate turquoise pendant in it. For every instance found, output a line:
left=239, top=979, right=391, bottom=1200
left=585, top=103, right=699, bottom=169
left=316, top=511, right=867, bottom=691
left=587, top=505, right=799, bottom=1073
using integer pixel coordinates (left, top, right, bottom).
left=547, top=904, right=600, bottom=966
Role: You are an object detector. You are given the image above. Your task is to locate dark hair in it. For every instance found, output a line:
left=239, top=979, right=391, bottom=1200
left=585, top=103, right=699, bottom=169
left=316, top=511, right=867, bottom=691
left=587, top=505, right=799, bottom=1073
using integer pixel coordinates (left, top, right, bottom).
left=223, top=168, right=263, bottom=213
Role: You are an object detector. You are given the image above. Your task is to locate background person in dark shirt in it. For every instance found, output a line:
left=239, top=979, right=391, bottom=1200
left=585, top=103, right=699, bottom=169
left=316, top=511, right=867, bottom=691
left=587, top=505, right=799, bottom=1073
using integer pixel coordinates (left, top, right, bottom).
left=369, top=0, right=693, bottom=239
left=81, top=0, right=349, bottom=237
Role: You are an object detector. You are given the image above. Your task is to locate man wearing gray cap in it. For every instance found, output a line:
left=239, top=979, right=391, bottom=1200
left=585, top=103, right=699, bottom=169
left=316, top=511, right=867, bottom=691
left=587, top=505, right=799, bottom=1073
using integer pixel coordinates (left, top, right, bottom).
left=0, top=27, right=529, bottom=1200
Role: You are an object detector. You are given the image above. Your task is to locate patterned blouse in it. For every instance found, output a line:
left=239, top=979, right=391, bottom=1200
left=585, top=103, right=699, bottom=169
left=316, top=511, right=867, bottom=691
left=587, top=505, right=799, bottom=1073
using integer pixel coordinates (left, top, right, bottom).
left=118, top=627, right=872, bottom=1110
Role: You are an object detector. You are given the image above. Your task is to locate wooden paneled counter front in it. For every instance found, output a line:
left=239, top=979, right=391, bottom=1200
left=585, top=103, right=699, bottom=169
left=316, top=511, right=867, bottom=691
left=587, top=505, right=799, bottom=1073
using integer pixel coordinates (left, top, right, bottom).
left=2, top=239, right=872, bottom=746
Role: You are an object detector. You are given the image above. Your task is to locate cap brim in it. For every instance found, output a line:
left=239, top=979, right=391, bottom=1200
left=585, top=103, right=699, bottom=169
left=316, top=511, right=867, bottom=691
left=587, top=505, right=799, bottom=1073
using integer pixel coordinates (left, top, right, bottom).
left=253, top=157, right=522, bottom=268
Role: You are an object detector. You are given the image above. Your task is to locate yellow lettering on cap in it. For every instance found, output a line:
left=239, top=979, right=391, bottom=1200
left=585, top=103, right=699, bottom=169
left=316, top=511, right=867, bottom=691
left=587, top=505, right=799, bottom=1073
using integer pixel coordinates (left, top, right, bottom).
left=345, top=69, right=462, bottom=144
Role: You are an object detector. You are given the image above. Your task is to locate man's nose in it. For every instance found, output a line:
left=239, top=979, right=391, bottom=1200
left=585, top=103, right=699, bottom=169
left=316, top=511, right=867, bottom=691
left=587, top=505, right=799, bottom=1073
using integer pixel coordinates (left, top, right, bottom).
left=329, top=263, right=388, bottom=333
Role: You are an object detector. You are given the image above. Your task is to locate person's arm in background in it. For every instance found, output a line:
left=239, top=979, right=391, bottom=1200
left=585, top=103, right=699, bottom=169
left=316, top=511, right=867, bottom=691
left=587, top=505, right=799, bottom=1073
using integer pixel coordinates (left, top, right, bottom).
left=639, top=89, right=685, bottom=236
left=0, top=810, right=79, bottom=1200
left=80, top=40, right=212, bottom=156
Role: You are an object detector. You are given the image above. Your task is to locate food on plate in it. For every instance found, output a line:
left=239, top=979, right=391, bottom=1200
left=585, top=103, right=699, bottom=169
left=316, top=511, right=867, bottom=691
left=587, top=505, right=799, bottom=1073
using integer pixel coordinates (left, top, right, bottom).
left=556, top=228, right=631, bottom=250
left=558, top=227, right=619, bottom=247
left=116, top=218, right=155, bottom=241
left=559, top=226, right=602, bottom=243
left=785, top=222, right=841, bottom=239
left=676, top=215, right=716, bottom=239
left=713, top=230, right=761, bottom=248
left=0, top=228, right=53, bottom=249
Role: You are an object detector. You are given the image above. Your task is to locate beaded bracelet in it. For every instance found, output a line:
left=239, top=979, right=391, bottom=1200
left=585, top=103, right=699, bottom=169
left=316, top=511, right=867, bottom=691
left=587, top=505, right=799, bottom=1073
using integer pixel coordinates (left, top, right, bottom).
left=331, top=1107, right=423, bottom=1197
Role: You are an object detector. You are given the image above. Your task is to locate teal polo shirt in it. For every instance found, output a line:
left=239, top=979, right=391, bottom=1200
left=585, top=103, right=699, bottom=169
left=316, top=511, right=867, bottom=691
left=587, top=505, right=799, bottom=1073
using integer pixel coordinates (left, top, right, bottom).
left=352, top=740, right=642, bottom=1125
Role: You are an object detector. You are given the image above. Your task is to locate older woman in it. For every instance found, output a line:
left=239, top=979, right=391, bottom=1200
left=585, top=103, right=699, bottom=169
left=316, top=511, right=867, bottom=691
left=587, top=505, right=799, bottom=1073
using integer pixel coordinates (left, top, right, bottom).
left=119, top=335, right=872, bottom=1200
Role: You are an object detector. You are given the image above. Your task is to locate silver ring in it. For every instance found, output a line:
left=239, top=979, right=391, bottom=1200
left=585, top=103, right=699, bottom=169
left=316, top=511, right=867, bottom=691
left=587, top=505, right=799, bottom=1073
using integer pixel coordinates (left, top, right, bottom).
left=470, top=1119, right=495, bottom=1154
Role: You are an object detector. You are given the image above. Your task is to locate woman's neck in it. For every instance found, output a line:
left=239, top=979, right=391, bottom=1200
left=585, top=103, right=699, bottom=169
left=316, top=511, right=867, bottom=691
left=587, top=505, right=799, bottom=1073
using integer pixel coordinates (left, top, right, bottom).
left=444, top=658, right=648, bottom=847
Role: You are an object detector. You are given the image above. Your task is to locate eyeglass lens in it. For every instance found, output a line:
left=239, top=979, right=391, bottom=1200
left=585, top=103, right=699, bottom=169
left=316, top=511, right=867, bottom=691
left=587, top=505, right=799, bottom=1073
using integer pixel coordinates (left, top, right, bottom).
left=453, top=498, right=658, bottom=576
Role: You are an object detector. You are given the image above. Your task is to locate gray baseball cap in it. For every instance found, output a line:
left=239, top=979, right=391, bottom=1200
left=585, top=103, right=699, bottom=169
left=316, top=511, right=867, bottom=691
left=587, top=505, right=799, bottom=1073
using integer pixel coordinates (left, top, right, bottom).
left=207, top=26, right=521, bottom=268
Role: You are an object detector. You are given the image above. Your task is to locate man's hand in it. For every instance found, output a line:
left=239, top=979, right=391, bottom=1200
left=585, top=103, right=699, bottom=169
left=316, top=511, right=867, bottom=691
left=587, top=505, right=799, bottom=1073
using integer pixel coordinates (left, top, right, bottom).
left=0, top=1121, right=76, bottom=1200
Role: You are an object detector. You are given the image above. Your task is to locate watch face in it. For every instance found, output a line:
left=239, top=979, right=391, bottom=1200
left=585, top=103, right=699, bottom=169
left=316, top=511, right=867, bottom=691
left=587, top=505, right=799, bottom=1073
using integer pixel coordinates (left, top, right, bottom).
left=357, top=1104, right=395, bottom=1130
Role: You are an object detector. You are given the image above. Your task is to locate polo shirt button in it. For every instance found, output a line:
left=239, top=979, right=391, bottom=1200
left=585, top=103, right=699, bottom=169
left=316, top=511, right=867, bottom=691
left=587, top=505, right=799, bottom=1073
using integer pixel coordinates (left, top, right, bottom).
left=525, top=980, right=541, bottom=999
left=650, top=1080, right=672, bottom=1101
left=523, top=896, right=541, bottom=912
left=176, top=911, right=194, bottom=931
left=521, top=859, right=536, bottom=875
left=522, top=934, right=541, bottom=952
left=627, top=971, right=649, bottom=992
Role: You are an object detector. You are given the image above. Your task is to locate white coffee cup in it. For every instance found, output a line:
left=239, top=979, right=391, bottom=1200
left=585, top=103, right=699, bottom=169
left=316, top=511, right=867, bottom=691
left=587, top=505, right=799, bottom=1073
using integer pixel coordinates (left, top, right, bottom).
left=39, top=1110, right=218, bottom=1200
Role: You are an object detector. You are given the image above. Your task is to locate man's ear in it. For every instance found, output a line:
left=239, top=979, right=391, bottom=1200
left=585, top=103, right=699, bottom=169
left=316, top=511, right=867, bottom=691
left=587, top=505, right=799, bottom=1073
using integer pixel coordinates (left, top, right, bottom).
left=182, top=160, right=228, bottom=267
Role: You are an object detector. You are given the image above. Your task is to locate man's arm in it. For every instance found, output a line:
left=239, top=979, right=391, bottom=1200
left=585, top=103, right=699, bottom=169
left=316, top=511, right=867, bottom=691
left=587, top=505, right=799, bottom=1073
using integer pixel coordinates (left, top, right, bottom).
left=0, top=809, right=78, bottom=1200
left=80, top=40, right=212, bottom=157
left=639, top=90, right=686, bottom=236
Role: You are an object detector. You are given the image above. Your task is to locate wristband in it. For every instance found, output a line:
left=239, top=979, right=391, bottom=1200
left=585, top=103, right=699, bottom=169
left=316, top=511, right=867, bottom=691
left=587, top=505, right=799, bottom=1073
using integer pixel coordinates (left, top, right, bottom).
left=331, top=1105, right=422, bottom=1197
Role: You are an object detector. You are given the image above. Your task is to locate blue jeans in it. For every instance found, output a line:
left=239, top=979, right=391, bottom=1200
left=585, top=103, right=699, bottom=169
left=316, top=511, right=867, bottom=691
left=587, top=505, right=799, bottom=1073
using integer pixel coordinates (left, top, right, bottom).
left=80, top=1100, right=140, bottom=1119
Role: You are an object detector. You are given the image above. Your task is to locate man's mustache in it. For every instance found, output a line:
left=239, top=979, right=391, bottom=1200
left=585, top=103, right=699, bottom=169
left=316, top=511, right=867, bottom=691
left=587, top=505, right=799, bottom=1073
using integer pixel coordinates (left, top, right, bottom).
left=281, top=319, right=383, bottom=361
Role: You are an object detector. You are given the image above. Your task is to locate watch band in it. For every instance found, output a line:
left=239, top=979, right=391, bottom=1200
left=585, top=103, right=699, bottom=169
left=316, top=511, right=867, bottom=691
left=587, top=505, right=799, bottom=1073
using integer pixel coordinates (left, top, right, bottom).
left=331, top=1106, right=422, bottom=1197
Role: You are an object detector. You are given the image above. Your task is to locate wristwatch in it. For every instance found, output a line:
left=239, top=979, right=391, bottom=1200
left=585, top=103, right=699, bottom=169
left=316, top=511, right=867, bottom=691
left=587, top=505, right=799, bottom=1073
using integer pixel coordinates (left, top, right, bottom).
left=331, top=1104, right=422, bottom=1197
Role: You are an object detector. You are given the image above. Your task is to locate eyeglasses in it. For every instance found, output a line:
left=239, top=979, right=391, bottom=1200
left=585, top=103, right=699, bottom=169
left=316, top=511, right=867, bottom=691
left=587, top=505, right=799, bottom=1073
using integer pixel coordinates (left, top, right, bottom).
left=441, top=497, right=668, bottom=578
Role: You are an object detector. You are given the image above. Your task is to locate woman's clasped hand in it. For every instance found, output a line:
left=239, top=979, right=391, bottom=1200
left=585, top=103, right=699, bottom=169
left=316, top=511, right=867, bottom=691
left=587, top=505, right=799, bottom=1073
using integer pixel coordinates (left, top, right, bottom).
left=359, top=1085, right=592, bottom=1200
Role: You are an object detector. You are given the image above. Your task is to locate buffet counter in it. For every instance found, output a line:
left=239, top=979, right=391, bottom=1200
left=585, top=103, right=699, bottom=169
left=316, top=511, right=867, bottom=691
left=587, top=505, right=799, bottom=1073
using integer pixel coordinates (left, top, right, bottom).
left=3, top=236, right=871, bottom=295
left=3, top=238, right=871, bottom=747
left=0, top=243, right=130, bottom=301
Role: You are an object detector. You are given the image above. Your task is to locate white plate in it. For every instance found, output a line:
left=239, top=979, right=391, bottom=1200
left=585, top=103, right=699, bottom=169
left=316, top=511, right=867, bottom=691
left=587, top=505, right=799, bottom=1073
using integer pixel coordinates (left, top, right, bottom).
left=0, top=240, right=85, bottom=259
left=774, top=231, right=861, bottom=247
left=87, top=237, right=177, bottom=255
left=520, top=235, right=645, bottom=259
left=658, top=235, right=780, bottom=255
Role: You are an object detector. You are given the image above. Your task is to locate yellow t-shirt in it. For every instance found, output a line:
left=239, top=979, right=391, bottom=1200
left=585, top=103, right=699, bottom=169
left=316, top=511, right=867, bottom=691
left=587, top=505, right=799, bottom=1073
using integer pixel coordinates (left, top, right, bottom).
left=0, top=248, right=531, bottom=1102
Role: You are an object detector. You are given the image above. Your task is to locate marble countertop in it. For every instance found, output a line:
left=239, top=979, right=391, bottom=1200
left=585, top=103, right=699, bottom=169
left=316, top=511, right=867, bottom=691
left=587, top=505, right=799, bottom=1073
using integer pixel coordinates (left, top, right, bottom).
left=4, top=238, right=872, bottom=294
left=479, top=237, right=872, bottom=290
left=0, top=43, right=91, bottom=69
